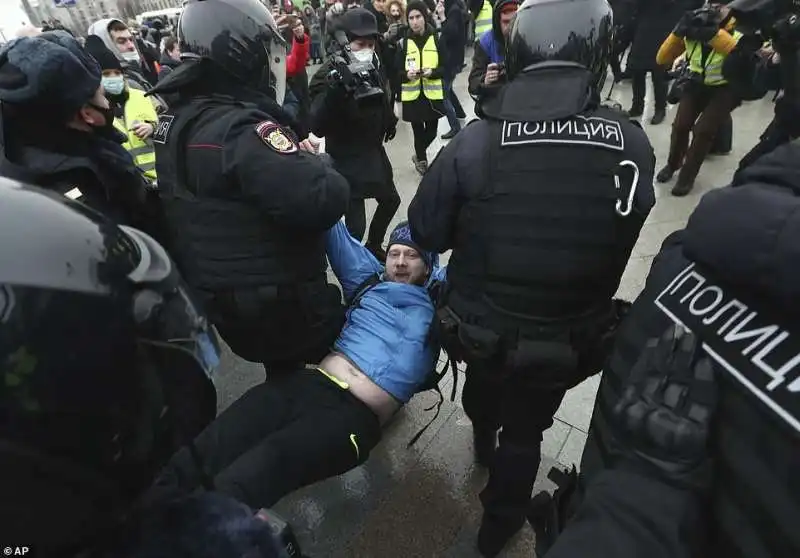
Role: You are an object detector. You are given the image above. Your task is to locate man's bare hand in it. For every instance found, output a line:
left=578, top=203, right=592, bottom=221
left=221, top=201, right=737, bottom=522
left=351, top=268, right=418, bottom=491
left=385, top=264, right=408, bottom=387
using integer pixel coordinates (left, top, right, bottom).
left=131, top=122, right=154, bottom=140
left=484, top=63, right=500, bottom=85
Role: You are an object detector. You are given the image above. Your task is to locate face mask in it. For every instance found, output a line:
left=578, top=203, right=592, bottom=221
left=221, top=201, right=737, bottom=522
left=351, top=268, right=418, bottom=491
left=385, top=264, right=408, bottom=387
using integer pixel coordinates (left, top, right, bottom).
left=351, top=48, right=374, bottom=63
left=102, top=76, right=126, bottom=96
left=120, top=49, right=141, bottom=63
left=88, top=102, right=116, bottom=133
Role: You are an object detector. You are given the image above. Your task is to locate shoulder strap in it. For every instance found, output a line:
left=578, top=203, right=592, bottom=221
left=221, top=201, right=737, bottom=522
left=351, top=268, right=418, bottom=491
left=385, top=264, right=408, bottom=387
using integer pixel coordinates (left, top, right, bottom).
left=347, top=273, right=382, bottom=307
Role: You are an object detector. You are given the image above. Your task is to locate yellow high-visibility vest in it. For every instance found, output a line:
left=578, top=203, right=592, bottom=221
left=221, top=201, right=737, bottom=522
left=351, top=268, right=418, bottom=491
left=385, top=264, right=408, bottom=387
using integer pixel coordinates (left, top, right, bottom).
left=686, top=29, right=742, bottom=86
left=401, top=35, right=444, bottom=102
left=113, top=88, right=157, bottom=180
left=475, top=0, right=493, bottom=36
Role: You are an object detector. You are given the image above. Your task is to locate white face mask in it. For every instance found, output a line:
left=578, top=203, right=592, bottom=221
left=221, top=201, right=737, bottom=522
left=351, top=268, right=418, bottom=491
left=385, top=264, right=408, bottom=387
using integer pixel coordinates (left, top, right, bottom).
left=120, top=49, right=141, bottom=63
left=351, top=48, right=374, bottom=63
left=102, top=76, right=126, bottom=96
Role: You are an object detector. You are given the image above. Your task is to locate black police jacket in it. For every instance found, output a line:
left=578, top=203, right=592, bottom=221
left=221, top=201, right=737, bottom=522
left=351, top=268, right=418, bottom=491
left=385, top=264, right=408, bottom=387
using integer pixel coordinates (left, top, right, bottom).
left=309, top=59, right=396, bottom=199
left=0, top=107, right=156, bottom=234
left=152, top=89, right=350, bottom=293
left=579, top=140, right=800, bottom=558
left=409, top=67, right=656, bottom=321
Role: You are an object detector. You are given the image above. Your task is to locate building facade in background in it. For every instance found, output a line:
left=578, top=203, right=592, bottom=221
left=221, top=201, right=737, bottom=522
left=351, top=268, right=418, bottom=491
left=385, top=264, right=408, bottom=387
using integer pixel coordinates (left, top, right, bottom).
left=21, top=0, right=182, bottom=36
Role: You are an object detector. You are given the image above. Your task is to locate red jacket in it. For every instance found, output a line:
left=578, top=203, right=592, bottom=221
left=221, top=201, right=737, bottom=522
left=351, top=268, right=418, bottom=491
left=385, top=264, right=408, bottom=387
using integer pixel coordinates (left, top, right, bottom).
left=286, top=34, right=310, bottom=77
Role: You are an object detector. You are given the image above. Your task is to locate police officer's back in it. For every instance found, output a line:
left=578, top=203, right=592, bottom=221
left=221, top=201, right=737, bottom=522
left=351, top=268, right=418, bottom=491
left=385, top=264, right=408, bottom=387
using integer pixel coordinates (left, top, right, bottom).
left=149, top=0, right=350, bottom=373
left=576, top=138, right=800, bottom=558
left=0, top=31, right=156, bottom=234
left=408, top=0, right=655, bottom=555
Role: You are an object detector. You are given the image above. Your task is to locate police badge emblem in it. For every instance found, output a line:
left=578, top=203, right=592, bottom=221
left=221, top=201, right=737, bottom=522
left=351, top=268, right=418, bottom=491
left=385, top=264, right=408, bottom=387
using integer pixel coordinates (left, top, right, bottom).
left=255, top=121, right=298, bottom=154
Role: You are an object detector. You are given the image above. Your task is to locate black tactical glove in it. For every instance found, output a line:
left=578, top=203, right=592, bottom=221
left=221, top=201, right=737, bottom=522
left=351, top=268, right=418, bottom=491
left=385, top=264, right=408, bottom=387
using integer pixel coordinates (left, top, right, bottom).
left=612, top=325, right=717, bottom=492
left=384, top=115, right=398, bottom=142
left=674, top=11, right=693, bottom=37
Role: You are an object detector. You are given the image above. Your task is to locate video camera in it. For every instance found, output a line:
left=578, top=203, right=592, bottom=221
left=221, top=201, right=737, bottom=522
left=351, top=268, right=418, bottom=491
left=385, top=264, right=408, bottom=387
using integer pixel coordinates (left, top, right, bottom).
left=326, top=30, right=385, bottom=101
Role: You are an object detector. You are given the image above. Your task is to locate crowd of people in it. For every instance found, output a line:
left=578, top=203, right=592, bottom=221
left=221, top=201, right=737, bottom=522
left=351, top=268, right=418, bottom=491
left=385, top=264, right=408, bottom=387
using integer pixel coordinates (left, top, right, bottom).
left=0, top=0, right=798, bottom=557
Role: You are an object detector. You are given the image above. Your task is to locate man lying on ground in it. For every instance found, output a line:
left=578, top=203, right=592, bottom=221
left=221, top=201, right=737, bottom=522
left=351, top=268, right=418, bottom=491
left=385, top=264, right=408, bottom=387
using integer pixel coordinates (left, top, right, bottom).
left=151, top=220, right=445, bottom=509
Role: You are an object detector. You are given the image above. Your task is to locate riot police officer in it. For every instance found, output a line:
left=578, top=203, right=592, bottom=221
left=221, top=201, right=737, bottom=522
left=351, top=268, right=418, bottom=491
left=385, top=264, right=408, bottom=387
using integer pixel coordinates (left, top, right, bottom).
left=0, top=31, right=157, bottom=236
left=407, top=0, right=656, bottom=555
left=0, top=178, right=300, bottom=557
left=148, top=0, right=350, bottom=375
left=309, top=7, right=399, bottom=260
left=574, top=137, right=800, bottom=558
left=0, top=178, right=219, bottom=553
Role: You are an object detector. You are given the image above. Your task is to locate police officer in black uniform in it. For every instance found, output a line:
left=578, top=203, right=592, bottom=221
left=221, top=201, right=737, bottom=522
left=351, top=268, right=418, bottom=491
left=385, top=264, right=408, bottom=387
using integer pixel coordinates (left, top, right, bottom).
left=0, top=178, right=302, bottom=557
left=309, top=7, right=399, bottom=261
left=0, top=30, right=157, bottom=236
left=407, top=0, right=655, bottom=555
left=0, top=178, right=219, bottom=553
left=148, top=0, right=350, bottom=375
left=574, top=138, right=800, bottom=558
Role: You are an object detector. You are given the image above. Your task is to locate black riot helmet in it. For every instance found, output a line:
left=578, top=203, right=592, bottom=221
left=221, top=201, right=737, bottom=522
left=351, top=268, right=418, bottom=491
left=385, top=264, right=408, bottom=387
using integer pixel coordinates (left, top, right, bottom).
left=178, top=0, right=288, bottom=103
left=0, top=179, right=220, bottom=554
left=505, top=0, right=614, bottom=91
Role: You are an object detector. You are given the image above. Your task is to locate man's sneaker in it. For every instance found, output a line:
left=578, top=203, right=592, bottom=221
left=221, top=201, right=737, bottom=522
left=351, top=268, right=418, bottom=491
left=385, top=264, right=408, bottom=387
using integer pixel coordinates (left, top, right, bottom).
left=626, top=105, right=644, bottom=118
left=477, top=513, right=526, bottom=557
left=412, top=155, right=428, bottom=175
left=671, top=180, right=695, bottom=197
left=656, top=165, right=677, bottom=183
left=650, top=109, right=666, bottom=125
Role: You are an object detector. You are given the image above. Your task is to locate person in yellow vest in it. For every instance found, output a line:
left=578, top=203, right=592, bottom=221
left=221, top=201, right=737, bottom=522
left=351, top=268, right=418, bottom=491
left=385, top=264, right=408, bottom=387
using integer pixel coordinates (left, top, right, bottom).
left=399, top=1, right=446, bottom=174
left=474, top=0, right=493, bottom=37
left=85, top=35, right=158, bottom=183
left=654, top=2, right=742, bottom=197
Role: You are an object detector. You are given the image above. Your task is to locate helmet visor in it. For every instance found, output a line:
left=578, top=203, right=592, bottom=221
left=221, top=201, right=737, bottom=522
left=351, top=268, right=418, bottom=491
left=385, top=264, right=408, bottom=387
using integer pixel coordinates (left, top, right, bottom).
left=268, top=31, right=288, bottom=105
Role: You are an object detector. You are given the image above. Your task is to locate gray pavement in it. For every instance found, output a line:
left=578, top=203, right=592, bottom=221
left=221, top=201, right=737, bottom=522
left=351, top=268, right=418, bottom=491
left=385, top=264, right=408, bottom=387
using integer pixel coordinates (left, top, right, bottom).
left=209, top=66, right=775, bottom=556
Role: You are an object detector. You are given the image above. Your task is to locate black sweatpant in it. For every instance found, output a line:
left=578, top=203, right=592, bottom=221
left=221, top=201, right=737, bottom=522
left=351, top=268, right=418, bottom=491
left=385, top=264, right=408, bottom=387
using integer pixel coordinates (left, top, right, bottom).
left=463, top=362, right=568, bottom=523
left=156, top=369, right=382, bottom=509
left=411, top=120, right=439, bottom=162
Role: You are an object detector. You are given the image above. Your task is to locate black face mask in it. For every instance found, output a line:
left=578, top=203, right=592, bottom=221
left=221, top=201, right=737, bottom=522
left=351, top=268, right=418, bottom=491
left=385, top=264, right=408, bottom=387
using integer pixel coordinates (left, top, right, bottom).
left=88, top=102, right=116, bottom=133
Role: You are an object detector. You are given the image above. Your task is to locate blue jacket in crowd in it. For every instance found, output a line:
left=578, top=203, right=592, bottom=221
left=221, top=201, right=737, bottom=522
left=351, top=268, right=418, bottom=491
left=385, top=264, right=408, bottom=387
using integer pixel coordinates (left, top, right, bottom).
left=325, top=220, right=447, bottom=403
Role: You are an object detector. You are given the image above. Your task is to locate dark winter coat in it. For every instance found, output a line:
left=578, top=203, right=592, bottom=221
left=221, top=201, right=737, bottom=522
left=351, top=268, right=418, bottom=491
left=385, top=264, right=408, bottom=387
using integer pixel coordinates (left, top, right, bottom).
left=398, top=26, right=446, bottom=122
left=627, top=0, right=686, bottom=71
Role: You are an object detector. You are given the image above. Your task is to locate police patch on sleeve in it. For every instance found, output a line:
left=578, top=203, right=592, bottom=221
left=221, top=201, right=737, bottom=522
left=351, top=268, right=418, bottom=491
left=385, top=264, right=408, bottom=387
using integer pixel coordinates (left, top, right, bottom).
left=501, top=116, right=625, bottom=151
left=255, top=121, right=298, bottom=154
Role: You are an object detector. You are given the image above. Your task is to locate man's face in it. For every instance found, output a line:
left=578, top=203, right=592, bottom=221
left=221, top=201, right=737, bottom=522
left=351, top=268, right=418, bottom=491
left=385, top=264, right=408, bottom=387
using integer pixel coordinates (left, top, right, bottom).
left=169, top=44, right=181, bottom=61
left=408, top=9, right=425, bottom=33
left=350, top=37, right=376, bottom=51
left=373, top=0, right=386, bottom=12
left=110, top=28, right=136, bottom=52
left=500, top=9, right=517, bottom=36
left=385, top=244, right=428, bottom=285
left=76, top=86, right=111, bottom=129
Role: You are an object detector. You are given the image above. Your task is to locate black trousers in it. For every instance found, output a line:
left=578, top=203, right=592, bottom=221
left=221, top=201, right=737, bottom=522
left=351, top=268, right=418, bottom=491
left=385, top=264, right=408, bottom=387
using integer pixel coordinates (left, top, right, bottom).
left=156, top=369, right=382, bottom=509
left=463, top=362, right=568, bottom=524
left=631, top=69, right=668, bottom=112
left=345, top=188, right=402, bottom=247
left=411, top=120, right=439, bottom=161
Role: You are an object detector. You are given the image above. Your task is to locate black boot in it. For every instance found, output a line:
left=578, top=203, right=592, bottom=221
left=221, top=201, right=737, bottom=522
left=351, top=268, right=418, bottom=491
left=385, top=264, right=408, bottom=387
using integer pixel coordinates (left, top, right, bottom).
left=626, top=105, right=644, bottom=118
left=656, top=164, right=677, bottom=183
left=477, top=442, right=541, bottom=557
left=650, top=109, right=666, bottom=125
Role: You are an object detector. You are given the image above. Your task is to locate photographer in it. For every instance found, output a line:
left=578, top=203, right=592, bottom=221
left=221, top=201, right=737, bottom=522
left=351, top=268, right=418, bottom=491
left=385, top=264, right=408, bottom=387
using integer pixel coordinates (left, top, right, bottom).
left=309, top=8, right=400, bottom=259
left=654, top=2, right=743, bottom=196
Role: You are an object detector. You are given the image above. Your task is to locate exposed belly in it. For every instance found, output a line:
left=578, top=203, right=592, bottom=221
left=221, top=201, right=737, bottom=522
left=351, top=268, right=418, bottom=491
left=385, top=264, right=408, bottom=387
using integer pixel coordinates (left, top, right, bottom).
left=318, top=353, right=401, bottom=425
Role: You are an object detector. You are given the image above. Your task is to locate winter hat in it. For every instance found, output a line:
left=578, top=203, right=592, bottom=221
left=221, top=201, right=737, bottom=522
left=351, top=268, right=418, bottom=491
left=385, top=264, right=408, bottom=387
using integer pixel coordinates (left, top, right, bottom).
left=84, top=35, right=122, bottom=71
left=388, top=221, right=433, bottom=269
left=0, top=31, right=101, bottom=121
left=406, top=0, right=430, bottom=20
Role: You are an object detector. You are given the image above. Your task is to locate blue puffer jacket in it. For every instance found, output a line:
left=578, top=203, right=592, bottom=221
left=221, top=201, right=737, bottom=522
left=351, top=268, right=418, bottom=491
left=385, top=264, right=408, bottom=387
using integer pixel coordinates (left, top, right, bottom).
left=326, top=220, right=447, bottom=403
